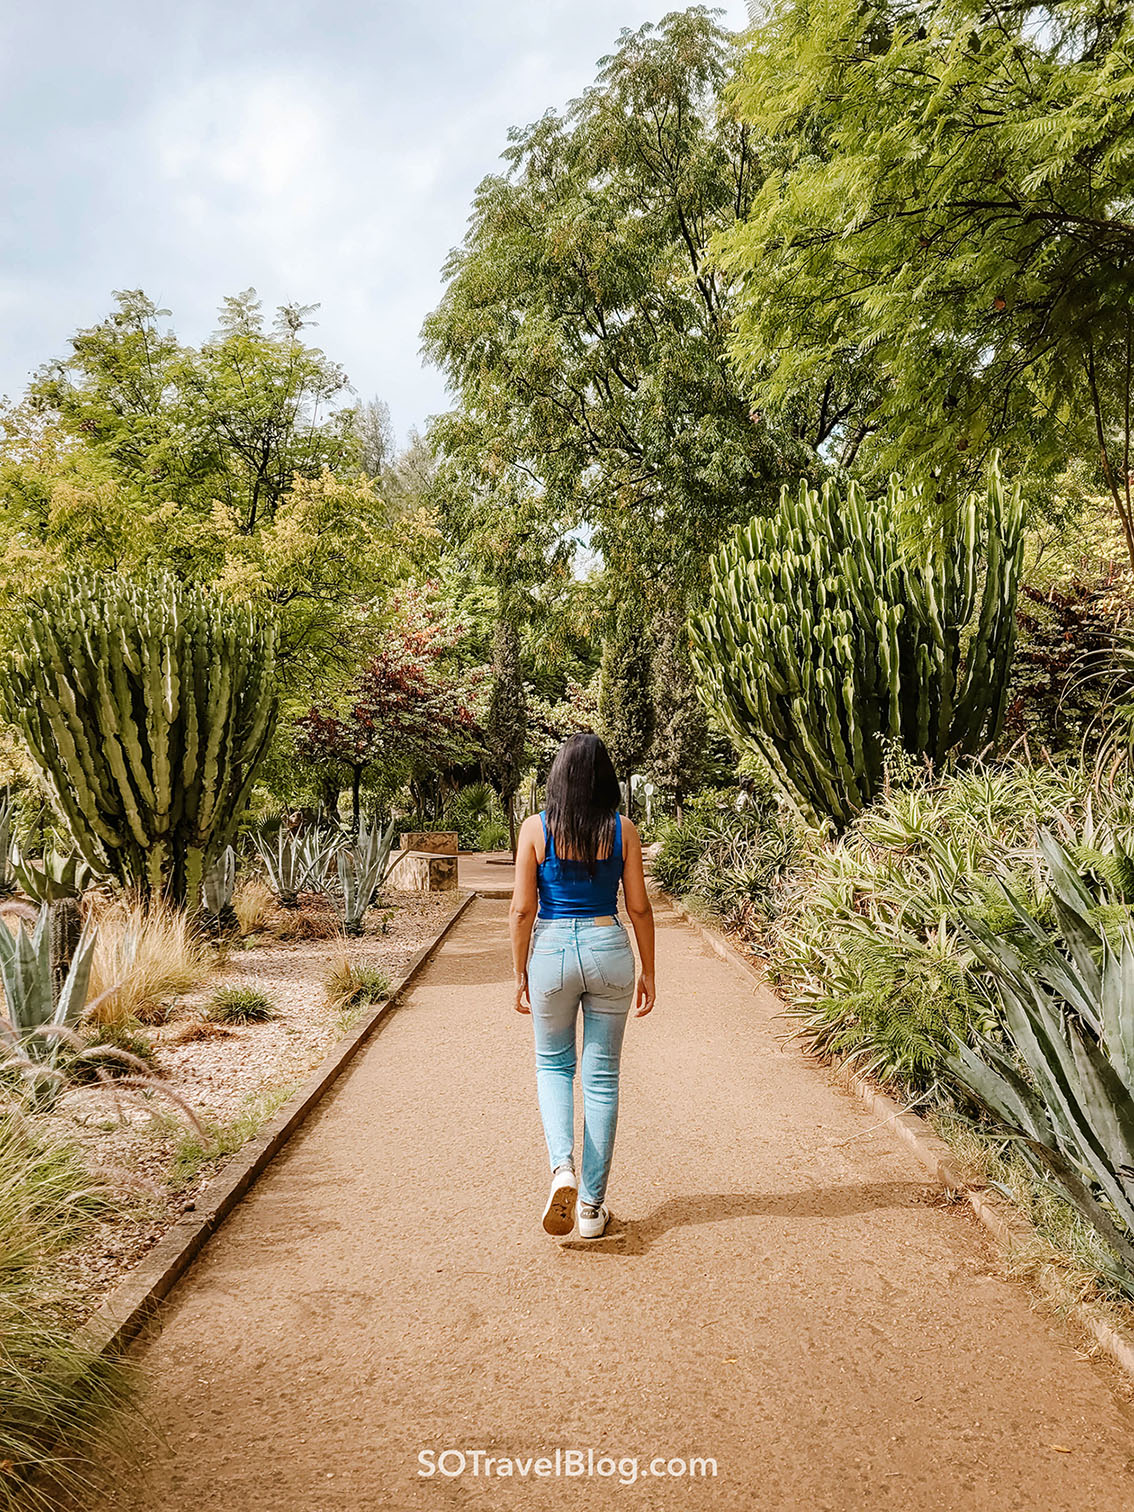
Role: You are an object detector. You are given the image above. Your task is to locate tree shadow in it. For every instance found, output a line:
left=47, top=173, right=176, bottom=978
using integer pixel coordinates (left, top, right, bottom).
left=560, top=1182, right=931, bottom=1255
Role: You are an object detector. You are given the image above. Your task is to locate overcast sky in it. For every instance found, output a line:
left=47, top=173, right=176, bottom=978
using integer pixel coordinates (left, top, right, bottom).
left=0, top=1, right=749, bottom=446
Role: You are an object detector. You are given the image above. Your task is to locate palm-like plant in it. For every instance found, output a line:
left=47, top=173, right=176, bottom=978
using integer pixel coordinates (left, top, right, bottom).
left=949, top=830, right=1134, bottom=1274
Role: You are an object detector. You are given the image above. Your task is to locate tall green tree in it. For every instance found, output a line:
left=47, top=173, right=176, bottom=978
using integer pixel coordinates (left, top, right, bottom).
left=30, top=288, right=357, bottom=531
left=423, top=7, right=835, bottom=588
left=649, top=611, right=708, bottom=821
left=0, top=293, right=405, bottom=736
left=599, top=606, right=655, bottom=818
left=484, top=596, right=528, bottom=856
left=720, top=0, right=1134, bottom=550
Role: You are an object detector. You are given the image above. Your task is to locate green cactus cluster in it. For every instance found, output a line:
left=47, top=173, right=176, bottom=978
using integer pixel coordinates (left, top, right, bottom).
left=690, top=464, right=1024, bottom=829
left=4, top=574, right=278, bottom=903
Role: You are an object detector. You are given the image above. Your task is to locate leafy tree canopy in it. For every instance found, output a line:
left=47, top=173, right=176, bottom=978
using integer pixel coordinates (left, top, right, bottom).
left=719, top=0, right=1134, bottom=548
left=27, top=288, right=356, bottom=529
left=423, top=6, right=829, bottom=591
left=0, top=292, right=422, bottom=702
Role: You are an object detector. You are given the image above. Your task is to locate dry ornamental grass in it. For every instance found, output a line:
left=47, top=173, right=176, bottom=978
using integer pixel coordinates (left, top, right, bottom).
left=86, top=896, right=209, bottom=1026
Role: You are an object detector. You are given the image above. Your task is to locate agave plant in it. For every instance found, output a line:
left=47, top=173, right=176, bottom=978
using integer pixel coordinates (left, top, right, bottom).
left=252, top=823, right=332, bottom=908
left=948, top=829, right=1134, bottom=1273
left=10, top=844, right=94, bottom=996
left=335, top=815, right=397, bottom=936
left=10, top=845, right=93, bottom=905
left=0, top=907, right=98, bottom=1098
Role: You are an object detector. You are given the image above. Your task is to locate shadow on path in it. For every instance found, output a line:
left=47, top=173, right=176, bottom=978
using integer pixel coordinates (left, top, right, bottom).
left=561, top=1181, right=932, bottom=1255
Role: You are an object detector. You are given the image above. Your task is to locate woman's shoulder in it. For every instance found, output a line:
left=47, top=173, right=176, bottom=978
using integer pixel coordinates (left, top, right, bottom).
left=619, top=813, right=641, bottom=852
left=519, top=812, right=544, bottom=840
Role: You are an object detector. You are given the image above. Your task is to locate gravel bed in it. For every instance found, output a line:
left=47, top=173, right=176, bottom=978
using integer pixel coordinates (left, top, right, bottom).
left=38, top=890, right=463, bottom=1328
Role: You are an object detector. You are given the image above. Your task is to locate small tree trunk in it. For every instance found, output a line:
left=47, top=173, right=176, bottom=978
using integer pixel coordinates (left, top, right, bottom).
left=319, top=773, right=343, bottom=828
left=506, top=792, right=517, bottom=859
left=351, top=767, right=363, bottom=838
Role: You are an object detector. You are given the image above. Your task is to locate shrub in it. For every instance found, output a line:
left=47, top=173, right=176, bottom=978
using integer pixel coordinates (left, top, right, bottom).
left=652, top=784, right=798, bottom=935
left=324, top=954, right=391, bottom=1012
left=233, top=878, right=274, bottom=937
left=87, top=896, right=209, bottom=1026
left=206, top=984, right=277, bottom=1023
left=0, top=1113, right=134, bottom=1506
left=67, top=1021, right=158, bottom=1083
left=770, top=758, right=1121, bottom=1090
left=476, top=819, right=509, bottom=852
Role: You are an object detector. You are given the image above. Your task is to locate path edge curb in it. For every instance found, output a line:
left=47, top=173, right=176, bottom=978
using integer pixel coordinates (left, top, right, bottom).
left=72, top=889, right=479, bottom=1363
left=657, top=888, right=1134, bottom=1385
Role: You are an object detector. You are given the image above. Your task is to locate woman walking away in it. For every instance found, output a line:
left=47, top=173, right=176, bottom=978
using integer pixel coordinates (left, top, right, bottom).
left=509, top=732, right=656, bottom=1240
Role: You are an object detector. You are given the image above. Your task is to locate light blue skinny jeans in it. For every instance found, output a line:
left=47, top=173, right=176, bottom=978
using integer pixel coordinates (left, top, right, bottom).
left=526, top=917, right=637, bottom=1207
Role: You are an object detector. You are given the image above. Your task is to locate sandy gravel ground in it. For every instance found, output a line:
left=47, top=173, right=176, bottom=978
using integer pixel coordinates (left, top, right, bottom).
left=42, top=892, right=460, bottom=1326
left=82, top=896, right=1134, bottom=1511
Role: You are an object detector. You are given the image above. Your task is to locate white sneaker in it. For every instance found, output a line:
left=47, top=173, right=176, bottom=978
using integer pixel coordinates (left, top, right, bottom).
left=577, top=1201, right=610, bottom=1239
left=541, top=1166, right=577, bottom=1236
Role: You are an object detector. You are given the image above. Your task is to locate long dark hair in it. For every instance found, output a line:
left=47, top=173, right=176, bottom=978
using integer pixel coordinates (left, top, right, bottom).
left=544, top=733, right=621, bottom=874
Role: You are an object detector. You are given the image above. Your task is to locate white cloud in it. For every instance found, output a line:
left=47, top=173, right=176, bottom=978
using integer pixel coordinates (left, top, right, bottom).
left=0, top=0, right=752, bottom=439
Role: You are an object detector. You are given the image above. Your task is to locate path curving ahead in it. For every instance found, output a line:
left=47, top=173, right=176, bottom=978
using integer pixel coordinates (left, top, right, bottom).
left=93, top=896, right=1134, bottom=1511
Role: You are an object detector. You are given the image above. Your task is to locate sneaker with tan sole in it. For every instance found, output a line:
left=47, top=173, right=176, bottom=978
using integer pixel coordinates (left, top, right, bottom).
left=541, top=1166, right=577, bottom=1236
left=577, top=1200, right=609, bottom=1239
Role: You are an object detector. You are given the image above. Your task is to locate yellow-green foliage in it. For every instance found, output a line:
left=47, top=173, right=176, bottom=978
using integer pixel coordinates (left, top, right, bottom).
left=0, top=1114, right=133, bottom=1508
left=770, top=759, right=1132, bottom=1088
left=88, top=896, right=210, bottom=1026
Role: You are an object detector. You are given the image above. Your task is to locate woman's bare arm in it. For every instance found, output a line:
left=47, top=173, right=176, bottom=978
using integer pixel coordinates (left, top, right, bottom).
left=508, top=814, right=542, bottom=1015
left=621, top=818, right=656, bottom=1016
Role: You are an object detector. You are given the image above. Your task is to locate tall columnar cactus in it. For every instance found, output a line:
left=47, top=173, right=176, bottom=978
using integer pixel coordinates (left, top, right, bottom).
left=4, top=574, right=278, bottom=903
left=689, top=463, right=1024, bottom=829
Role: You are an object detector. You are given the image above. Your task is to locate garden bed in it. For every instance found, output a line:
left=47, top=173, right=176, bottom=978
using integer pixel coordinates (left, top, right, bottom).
left=36, top=890, right=459, bottom=1330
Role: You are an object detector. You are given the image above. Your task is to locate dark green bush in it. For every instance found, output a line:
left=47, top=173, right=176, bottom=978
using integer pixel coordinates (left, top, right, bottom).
left=652, top=785, right=798, bottom=933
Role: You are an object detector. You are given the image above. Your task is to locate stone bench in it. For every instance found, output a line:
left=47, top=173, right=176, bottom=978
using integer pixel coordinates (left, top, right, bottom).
left=387, top=850, right=458, bottom=893
left=398, top=831, right=458, bottom=856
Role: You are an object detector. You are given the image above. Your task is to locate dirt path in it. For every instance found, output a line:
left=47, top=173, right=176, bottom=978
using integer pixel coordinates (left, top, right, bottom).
left=91, top=896, right=1134, bottom=1511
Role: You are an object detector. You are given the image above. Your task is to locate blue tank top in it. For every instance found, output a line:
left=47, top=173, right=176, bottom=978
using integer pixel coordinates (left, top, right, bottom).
left=536, top=810, right=624, bottom=919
